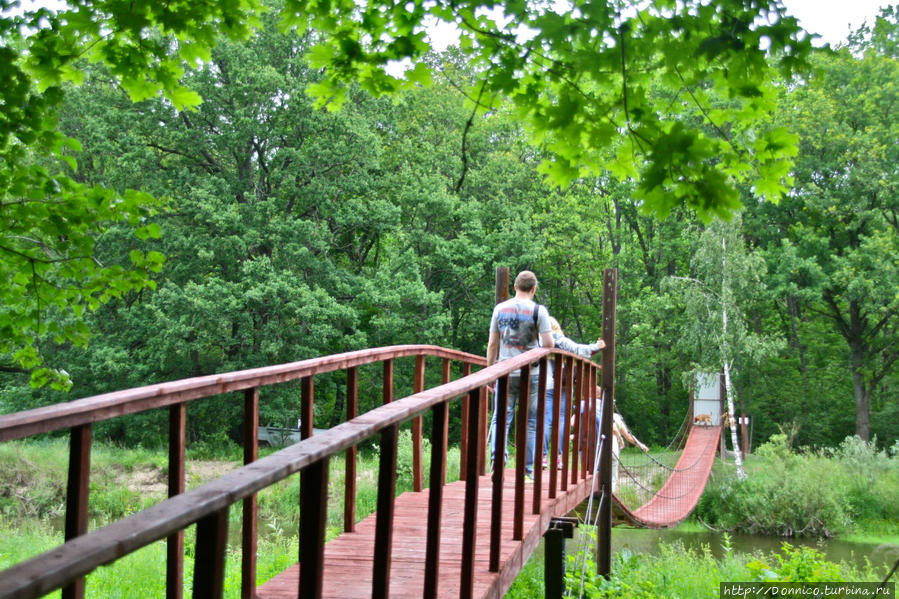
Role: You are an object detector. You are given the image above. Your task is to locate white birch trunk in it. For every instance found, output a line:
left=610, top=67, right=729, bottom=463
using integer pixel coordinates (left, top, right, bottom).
left=721, top=235, right=746, bottom=479
left=722, top=359, right=746, bottom=478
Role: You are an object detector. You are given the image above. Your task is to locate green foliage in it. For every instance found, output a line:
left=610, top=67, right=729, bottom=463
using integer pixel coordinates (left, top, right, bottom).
left=507, top=529, right=877, bottom=599
left=304, top=0, right=814, bottom=218
left=1, top=0, right=817, bottom=391
left=745, top=12, right=899, bottom=440
left=697, top=434, right=899, bottom=537
left=746, top=544, right=843, bottom=582
left=0, top=0, right=896, bottom=466
left=1, top=0, right=269, bottom=387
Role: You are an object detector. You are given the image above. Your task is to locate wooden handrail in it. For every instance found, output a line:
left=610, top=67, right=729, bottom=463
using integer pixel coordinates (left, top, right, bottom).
left=0, top=346, right=600, bottom=599
left=0, top=345, right=485, bottom=441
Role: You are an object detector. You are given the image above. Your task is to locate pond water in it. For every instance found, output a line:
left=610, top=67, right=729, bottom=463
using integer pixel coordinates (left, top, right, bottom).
left=609, top=525, right=899, bottom=574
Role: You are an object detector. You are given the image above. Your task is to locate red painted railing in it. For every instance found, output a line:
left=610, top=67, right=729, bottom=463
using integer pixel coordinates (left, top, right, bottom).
left=0, top=344, right=603, bottom=599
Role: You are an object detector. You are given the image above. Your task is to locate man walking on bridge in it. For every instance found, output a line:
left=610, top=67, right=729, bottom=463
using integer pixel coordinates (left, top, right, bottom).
left=487, top=270, right=554, bottom=477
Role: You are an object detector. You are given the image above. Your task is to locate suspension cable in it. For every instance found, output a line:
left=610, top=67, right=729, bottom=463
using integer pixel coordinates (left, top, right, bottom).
left=620, top=409, right=691, bottom=471
left=567, top=387, right=607, bottom=599
left=614, top=426, right=720, bottom=500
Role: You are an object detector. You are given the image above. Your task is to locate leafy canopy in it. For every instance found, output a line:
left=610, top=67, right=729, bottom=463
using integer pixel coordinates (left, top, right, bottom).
left=294, top=0, right=814, bottom=217
left=2, top=0, right=813, bottom=386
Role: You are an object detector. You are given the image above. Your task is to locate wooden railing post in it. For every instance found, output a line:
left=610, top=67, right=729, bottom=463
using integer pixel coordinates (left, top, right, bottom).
left=460, top=387, right=482, bottom=599
left=513, top=364, right=530, bottom=541
left=345, top=367, right=358, bottom=532
left=598, top=267, right=618, bottom=578
left=459, top=362, right=472, bottom=481
left=299, top=458, right=329, bottom=599
left=592, top=367, right=598, bottom=467
left=299, top=375, right=326, bottom=599
left=62, top=423, right=91, bottom=599
left=241, top=389, right=259, bottom=599
left=301, top=376, right=314, bottom=439
left=478, top=385, right=488, bottom=476
left=570, top=360, right=583, bottom=485
left=548, top=357, right=563, bottom=498
left=167, top=404, right=186, bottom=599
left=489, top=375, right=509, bottom=572
left=383, top=359, right=394, bottom=405
left=495, top=266, right=509, bottom=304
left=412, top=355, right=426, bottom=492
left=372, top=425, right=398, bottom=599
left=193, top=507, right=229, bottom=599
left=560, top=355, right=574, bottom=492
left=440, top=358, right=451, bottom=485
left=533, top=357, right=548, bottom=514
left=581, top=363, right=594, bottom=478
left=423, top=401, right=448, bottom=598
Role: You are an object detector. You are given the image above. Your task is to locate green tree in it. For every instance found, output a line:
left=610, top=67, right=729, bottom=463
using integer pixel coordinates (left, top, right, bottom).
left=2, top=0, right=815, bottom=386
left=669, top=214, right=784, bottom=476
left=754, top=10, right=899, bottom=441
left=14, top=19, right=450, bottom=436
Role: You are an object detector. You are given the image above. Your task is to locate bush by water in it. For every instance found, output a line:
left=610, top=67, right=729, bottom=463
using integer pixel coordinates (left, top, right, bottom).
left=696, top=434, right=899, bottom=537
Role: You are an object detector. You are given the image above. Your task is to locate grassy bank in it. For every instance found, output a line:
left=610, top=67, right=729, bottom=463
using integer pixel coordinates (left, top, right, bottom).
left=2, top=434, right=896, bottom=598
left=507, top=530, right=893, bottom=599
left=695, top=434, right=899, bottom=538
left=0, top=431, right=460, bottom=597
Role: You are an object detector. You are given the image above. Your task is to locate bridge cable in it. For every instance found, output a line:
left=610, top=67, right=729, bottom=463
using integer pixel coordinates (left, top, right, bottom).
left=619, top=410, right=691, bottom=471
left=567, top=387, right=608, bottom=599
left=615, top=427, right=720, bottom=502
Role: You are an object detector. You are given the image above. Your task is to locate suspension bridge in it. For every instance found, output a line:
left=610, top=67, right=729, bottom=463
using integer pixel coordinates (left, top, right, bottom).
left=0, top=269, right=728, bottom=599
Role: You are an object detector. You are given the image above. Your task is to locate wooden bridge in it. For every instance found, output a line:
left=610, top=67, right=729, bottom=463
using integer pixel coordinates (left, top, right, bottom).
left=0, top=269, right=722, bottom=599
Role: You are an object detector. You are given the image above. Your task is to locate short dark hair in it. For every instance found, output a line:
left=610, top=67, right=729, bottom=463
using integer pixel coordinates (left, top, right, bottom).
left=514, top=270, right=538, bottom=292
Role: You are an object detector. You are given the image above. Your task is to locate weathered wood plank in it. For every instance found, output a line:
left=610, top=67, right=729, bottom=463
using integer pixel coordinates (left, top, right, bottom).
left=256, top=470, right=596, bottom=599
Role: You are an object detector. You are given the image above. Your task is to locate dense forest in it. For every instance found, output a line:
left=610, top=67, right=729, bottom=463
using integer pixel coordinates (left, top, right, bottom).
left=1, top=2, right=897, bottom=453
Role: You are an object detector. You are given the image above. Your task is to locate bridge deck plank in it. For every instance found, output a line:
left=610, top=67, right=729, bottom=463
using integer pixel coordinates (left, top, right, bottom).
left=257, top=469, right=596, bottom=599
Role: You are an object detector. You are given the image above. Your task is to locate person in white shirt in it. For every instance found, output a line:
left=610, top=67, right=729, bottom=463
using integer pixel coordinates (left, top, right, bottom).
left=486, top=270, right=554, bottom=477
left=611, top=400, right=648, bottom=492
left=541, top=317, right=603, bottom=469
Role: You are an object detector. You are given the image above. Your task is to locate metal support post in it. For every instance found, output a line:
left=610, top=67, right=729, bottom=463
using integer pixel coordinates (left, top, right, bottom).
left=544, top=517, right=578, bottom=599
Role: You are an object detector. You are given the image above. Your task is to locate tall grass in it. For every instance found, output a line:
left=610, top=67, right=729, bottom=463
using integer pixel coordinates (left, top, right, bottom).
left=0, top=430, right=460, bottom=597
left=0, top=516, right=299, bottom=599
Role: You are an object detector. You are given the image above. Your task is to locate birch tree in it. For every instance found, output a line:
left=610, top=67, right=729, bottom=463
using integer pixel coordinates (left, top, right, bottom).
left=669, top=213, right=783, bottom=478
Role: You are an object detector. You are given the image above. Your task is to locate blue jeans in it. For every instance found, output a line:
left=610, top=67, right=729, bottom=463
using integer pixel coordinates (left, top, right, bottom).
left=489, top=373, right=539, bottom=474
left=543, top=387, right=567, bottom=458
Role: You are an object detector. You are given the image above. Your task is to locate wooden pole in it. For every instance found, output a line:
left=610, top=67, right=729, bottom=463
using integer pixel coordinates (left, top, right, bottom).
left=241, top=391, right=258, bottom=599
left=741, top=413, right=748, bottom=461
left=495, top=266, right=509, bottom=304
left=597, top=268, right=617, bottom=579
left=63, top=423, right=92, bottom=599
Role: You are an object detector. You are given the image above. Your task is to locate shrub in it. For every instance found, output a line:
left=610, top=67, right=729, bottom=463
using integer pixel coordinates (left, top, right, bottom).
left=696, top=434, right=853, bottom=537
left=746, top=543, right=844, bottom=582
left=698, top=433, right=899, bottom=538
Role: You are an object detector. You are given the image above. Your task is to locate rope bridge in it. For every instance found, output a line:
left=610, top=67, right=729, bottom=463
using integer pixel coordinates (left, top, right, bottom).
left=611, top=410, right=722, bottom=529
